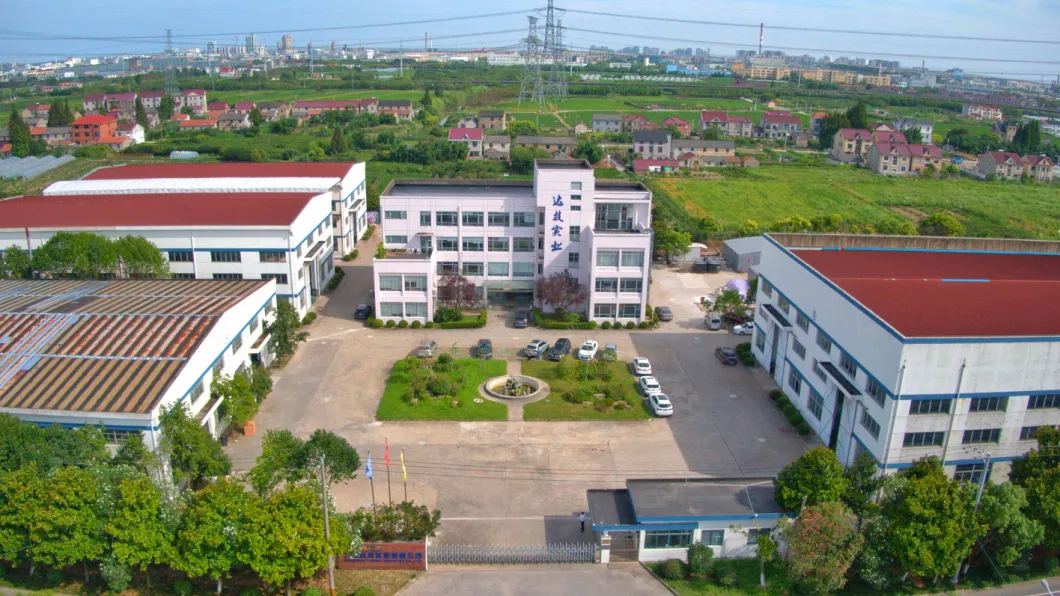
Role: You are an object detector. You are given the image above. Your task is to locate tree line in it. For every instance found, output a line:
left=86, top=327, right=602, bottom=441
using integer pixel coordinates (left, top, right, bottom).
left=0, top=232, right=169, bottom=280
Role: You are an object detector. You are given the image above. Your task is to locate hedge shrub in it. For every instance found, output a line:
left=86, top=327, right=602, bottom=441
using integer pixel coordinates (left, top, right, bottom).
left=533, top=308, right=595, bottom=330
left=385, top=320, right=396, bottom=328
left=411, top=320, right=422, bottom=329
left=438, top=311, right=488, bottom=329
left=626, top=321, right=636, bottom=329
left=769, top=390, right=784, bottom=401
left=661, top=559, right=687, bottom=581
left=369, top=318, right=384, bottom=329
left=601, top=321, right=611, bottom=330
left=736, top=342, right=753, bottom=354
left=301, top=312, right=318, bottom=325
left=425, top=321, right=435, bottom=328
left=796, top=422, right=811, bottom=436
left=775, top=395, right=791, bottom=409
left=398, top=320, right=409, bottom=329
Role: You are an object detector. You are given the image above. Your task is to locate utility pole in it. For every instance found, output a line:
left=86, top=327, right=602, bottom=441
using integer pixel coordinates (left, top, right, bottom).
left=319, top=455, right=336, bottom=596
left=954, top=452, right=990, bottom=584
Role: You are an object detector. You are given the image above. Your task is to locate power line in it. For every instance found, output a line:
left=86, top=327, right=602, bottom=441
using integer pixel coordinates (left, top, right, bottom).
left=558, top=8, right=1060, bottom=46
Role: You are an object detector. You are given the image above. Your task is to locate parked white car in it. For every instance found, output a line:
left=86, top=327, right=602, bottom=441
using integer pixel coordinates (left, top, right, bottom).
left=632, top=357, right=652, bottom=376
left=648, top=394, right=673, bottom=417
left=732, top=322, right=755, bottom=335
left=577, top=340, right=599, bottom=360
left=638, top=375, right=662, bottom=396
left=706, top=314, right=723, bottom=330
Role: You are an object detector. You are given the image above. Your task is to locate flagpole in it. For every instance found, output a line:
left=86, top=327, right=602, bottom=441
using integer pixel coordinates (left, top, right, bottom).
left=386, top=438, right=393, bottom=506
left=402, top=448, right=407, bottom=502
left=367, top=449, right=376, bottom=509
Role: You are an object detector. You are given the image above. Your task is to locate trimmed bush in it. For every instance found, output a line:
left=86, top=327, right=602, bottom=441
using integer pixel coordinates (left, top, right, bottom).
left=434, top=307, right=463, bottom=323
left=411, top=320, right=422, bottom=329
left=716, top=567, right=738, bottom=587
left=769, top=389, right=784, bottom=401
left=661, top=558, right=687, bottom=581
left=533, top=308, right=595, bottom=330
left=398, top=320, right=409, bottom=329
left=782, top=404, right=797, bottom=418
left=686, top=542, right=714, bottom=577
left=301, top=312, right=318, bottom=325
left=369, top=318, right=384, bottom=329
left=741, top=354, right=755, bottom=366
left=385, top=320, right=396, bottom=328
left=438, top=311, right=488, bottom=329
left=588, top=321, right=597, bottom=329
left=637, top=321, right=648, bottom=329
left=626, top=321, right=636, bottom=329
left=425, top=321, right=435, bottom=328
left=796, top=422, right=811, bottom=435
left=775, top=395, right=791, bottom=409
left=601, top=321, right=611, bottom=330
left=736, top=341, right=753, bottom=353
left=301, top=589, right=324, bottom=596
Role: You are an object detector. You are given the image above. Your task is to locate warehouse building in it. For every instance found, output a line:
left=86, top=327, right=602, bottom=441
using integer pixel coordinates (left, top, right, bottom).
left=374, top=160, right=654, bottom=324
left=0, top=190, right=334, bottom=316
left=0, top=279, right=275, bottom=444
left=754, top=234, right=1060, bottom=483
left=43, top=162, right=368, bottom=257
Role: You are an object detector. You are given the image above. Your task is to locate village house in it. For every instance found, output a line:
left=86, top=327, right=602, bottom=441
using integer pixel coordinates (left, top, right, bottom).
left=661, top=116, right=691, bottom=136
left=867, top=143, right=942, bottom=176
left=699, top=111, right=754, bottom=138
left=977, top=151, right=1025, bottom=180
left=208, top=101, right=229, bottom=114
left=217, top=112, right=250, bottom=131
left=573, top=122, right=589, bottom=135
left=483, top=134, right=511, bottom=160
left=478, top=110, right=507, bottom=130
left=592, top=114, right=623, bottom=134
left=71, top=114, right=118, bottom=145
left=632, top=130, right=672, bottom=159
left=810, top=112, right=827, bottom=137
left=30, top=126, right=72, bottom=144
left=137, top=90, right=166, bottom=110
left=962, top=104, right=1004, bottom=121
left=292, top=100, right=360, bottom=119
left=233, top=102, right=256, bottom=114
left=179, top=119, right=217, bottom=131
left=633, top=159, right=680, bottom=173
left=448, top=127, right=483, bottom=159
left=1020, top=155, right=1055, bottom=182
left=892, top=118, right=934, bottom=144
left=760, top=111, right=803, bottom=139
left=258, top=102, right=291, bottom=122
left=992, top=121, right=1020, bottom=143
left=830, top=128, right=873, bottom=163
left=379, top=99, right=415, bottom=121
left=455, top=115, right=478, bottom=128
left=623, top=114, right=651, bottom=133
left=515, top=135, right=577, bottom=156
left=114, top=122, right=144, bottom=144
left=174, top=89, right=208, bottom=115
left=21, top=104, right=50, bottom=120
left=360, top=98, right=379, bottom=114
left=871, top=130, right=907, bottom=145
left=670, top=139, right=735, bottom=166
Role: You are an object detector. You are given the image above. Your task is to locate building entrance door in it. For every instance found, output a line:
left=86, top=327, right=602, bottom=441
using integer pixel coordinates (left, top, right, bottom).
left=608, top=532, right=639, bottom=562
left=769, top=323, right=780, bottom=376
left=828, top=391, right=846, bottom=450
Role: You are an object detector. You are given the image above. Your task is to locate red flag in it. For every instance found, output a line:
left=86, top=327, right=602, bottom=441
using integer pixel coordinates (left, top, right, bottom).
left=384, top=439, right=390, bottom=468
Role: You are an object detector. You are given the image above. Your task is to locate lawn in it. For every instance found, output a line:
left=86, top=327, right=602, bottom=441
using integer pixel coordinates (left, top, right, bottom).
left=208, top=89, right=422, bottom=105
left=521, top=359, right=651, bottom=421
left=653, top=559, right=793, bottom=595
left=376, top=356, right=508, bottom=420
left=654, top=165, right=1060, bottom=239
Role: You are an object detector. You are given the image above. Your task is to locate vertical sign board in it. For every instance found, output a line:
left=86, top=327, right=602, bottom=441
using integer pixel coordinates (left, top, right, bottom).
left=550, top=193, right=565, bottom=255
left=337, top=542, right=427, bottom=570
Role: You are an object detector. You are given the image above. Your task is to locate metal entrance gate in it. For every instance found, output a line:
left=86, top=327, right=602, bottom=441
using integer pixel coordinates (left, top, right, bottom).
left=608, top=532, right=639, bottom=562
left=427, top=542, right=595, bottom=565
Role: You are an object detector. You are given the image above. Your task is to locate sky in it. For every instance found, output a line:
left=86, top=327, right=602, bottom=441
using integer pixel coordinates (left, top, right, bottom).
left=4, top=0, right=1060, bottom=79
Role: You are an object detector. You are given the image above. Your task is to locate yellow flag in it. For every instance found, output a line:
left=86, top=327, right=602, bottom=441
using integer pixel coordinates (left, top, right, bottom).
left=401, top=449, right=407, bottom=483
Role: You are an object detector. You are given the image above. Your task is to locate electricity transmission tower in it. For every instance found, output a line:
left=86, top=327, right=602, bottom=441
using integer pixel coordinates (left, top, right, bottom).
left=164, top=29, right=179, bottom=95
left=543, top=0, right=567, bottom=102
left=517, top=16, right=543, bottom=106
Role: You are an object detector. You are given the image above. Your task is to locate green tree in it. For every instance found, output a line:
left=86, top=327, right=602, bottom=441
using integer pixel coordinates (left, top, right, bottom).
left=654, top=227, right=692, bottom=263
left=212, top=373, right=259, bottom=430
left=158, top=95, right=175, bottom=122
left=249, top=430, right=309, bottom=497
left=48, top=102, right=72, bottom=127
left=249, top=106, right=264, bottom=127
left=8, top=107, right=32, bottom=158
left=114, top=235, right=169, bottom=278
left=30, top=467, right=106, bottom=582
left=250, top=365, right=273, bottom=401
left=755, top=532, right=778, bottom=588
left=901, top=126, right=923, bottom=144
left=159, top=402, right=231, bottom=488
left=420, top=89, right=432, bottom=108
left=509, top=146, right=550, bottom=174
left=32, top=231, right=118, bottom=278
left=783, top=501, right=863, bottom=594
left=106, top=476, right=177, bottom=590
left=975, top=482, right=1044, bottom=569
left=738, top=219, right=760, bottom=237
left=176, top=479, right=258, bottom=594
left=702, top=125, right=723, bottom=140
left=330, top=127, right=348, bottom=155
left=694, top=215, right=720, bottom=239
left=1010, top=427, right=1060, bottom=548
left=304, top=429, right=361, bottom=488
left=881, top=457, right=982, bottom=579
left=918, top=213, right=965, bottom=237
left=269, top=300, right=309, bottom=359
left=0, top=416, right=108, bottom=473
left=134, top=97, right=148, bottom=130
left=571, top=139, right=603, bottom=164
left=1, top=246, right=33, bottom=279
left=112, top=432, right=161, bottom=477
left=0, top=467, right=43, bottom=567
left=818, top=112, right=851, bottom=146
left=774, top=447, right=848, bottom=513
left=711, top=289, right=746, bottom=320
left=686, top=542, right=714, bottom=577
left=506, top=120, right=539, bottom=137
left=845, top=101, right=868, bottom=129
left=1013, top=120, right=1041, bottom=153
left=843, top=451, right=882, bottom=526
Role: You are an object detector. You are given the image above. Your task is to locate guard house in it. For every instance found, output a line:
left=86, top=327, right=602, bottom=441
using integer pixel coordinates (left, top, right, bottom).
left=587, top=478, right=787, bottom=563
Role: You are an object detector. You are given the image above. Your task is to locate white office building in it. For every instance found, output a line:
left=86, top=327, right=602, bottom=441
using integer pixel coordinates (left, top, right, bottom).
left=373, top=160, right=654, bottom=324
left=753, top=234, right=1060, bottom=483
left=0, top=190, right=334, bottom=316
left=44, top=162, right=368, bottom=257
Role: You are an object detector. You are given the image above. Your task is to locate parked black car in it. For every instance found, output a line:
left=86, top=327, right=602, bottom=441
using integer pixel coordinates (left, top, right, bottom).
left=549, top=338, right=572, bottom=361
left=715, top=347, right=739, bottom=365
left=513, top=310, right=530, bottom=328
left=477, top=339, right=494, bottom=359
left=354, top=304, right=373, bottom=320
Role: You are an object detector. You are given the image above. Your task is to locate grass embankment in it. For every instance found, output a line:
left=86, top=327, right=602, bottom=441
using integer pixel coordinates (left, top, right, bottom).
left=521, top=359, right=651, bottom=421
left=655, top=165, right=1060, bottom=239
left=376, top=357, right=508, bottom=421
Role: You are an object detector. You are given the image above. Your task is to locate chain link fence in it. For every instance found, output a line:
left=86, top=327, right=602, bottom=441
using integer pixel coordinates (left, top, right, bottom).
left=427, top=542, right=595, bottom=565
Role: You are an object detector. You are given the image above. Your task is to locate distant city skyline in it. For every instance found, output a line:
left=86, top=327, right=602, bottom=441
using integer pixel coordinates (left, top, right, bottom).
left=4, top=0, right=1060, bottom=77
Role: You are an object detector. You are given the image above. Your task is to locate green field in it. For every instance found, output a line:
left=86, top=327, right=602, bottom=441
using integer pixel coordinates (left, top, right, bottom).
left=521, top=359, right=651, bottom=421
left=655, top=166, right=1060, bottom=239
left=208, top=89, right=422, bottom=104
left=376, top=357, right=508, bottom=421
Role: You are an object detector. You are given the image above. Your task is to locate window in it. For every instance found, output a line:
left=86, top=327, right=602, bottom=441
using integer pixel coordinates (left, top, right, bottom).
left=436, top=211, right=458, bottom=226
left=808, top=390, right=823, bottom=420
left=488, top=212, right=509, bottom=227
left=513, top=212, right=536, bottom=227
left=597, top=250, right=619, bottom=267
left=778, top=295, right=790, bottom=314
left=261, top=273, right=289, bottom=284
left=620, top=278, right=642, bottom=293
left=594, top=303, right=617, bottom=317
left=746, top=529, right=765, bottom=545
left=701, top=530, right=724, bottom=547
left=796, top=311, right=809, bottom=332
left=210, top=251, right=241, bottom=263
left=860, top=411, right=881, bottom=440
left=258, top=250, right=286, bottom=263
left=909, top=399, right=949, bottom=415
left=571, top=181, right=582, bottom=191
left=1020, top=426, right=1055, bottom=441
left=904, top=431, right=945, bottom=447
left=791, top=339, right=806, bottom=359
left=645, top=530, right=694, bottom=549
left=380, top=303, right=403, bottom=317
left=405, top=303, right=427, bottom=318
left=1028, top=394, right=1060, bottom=410
left=569, top=227, right=581, bottom=242
left=568, top=253, right=580, bottom=268
left=969, top=397, right=1008, bottom=413
left=462, top=211, right=484, bottom=226
left=488, top=237, right=509, bottom=252
left=755, top=329, right=766, bottom=351
left=812, top=359, right=827, bottom=382
left=571, top=194, right=582, bottom=202
left=188, top=379, right=204, bottom=403
left=420, top=211, right=432, bottom=226
left=173, top=273, right=195, bottom=279
left=513, top=237, right=535, bottom=252
left=213, top=273, right=243, bottom=280
left=168, top=250, right=193, bottom=262
left=437, top=261, right=458, bottom=275
left=232, top=333, right=243, bottom=352
left=839, top=352, right=856, bottom=379
left=488, top=262, right=509, bottom=276
left=101, top=429, right=136, bottom=447
left=384, top=210, right=406, bottom=220
left=595, top=203, right=633, bottom=230
left=570, top=204, right=581, bottom=212
left=513, top=262, right=534, bottom=277
left=621, top=250, right=645, bottom=268
left=619, top=304, right=641, bottom=318
left=816, top=330, right=832, bottom=354
left=404, top=276, right=427, bottom=291
left=462, top=262, right=483, bottom=276
left=762, top=280, right=773, bottom=298
left=384, top=235, right=407, bottom=245
left=379, top=275, right=402, bottom=291
left=462, top=237, right=484, bottom=252
left=788, top=369, right=802, bottom=395
left=212, top=357, right=224, bottom=378
left=437, top=237, right=458, bottom=251
left=865, top=378, right=887, bottom=407
left=963, top=428, right=1001, bottom=444
left=954, top=463, right=989, bottom=485
left=595, top=278, right=618, bottom=293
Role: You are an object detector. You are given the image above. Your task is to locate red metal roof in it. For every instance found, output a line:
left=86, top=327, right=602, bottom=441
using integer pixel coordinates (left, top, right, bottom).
left=138, top=90, right=165, bottom=98
left=700, top=111, right=729, bottom=122
left=86, top=162, right=357, bottom=180
left=0, top=193, right=319, bottom=228
left=73, top=115, right=117, bottom=125
left=448, top=127, right=483, bottom=141
left=793, top=249, right=1060, bottom=338
left=762, top=112, right=802, bottom=125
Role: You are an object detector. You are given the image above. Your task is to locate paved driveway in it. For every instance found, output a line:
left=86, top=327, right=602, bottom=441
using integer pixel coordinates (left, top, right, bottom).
left=400, top=564, right=667, bottom=596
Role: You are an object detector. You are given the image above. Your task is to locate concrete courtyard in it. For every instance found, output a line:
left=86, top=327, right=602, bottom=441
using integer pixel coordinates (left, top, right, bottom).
left=225, top=252, right=817, bottom=545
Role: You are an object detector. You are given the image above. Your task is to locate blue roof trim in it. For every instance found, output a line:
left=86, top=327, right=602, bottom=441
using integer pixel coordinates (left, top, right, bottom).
left=592, top=523, right=698, bottom=532
left=902, top=389, right=1060, bottom=400
left=636, top=513, right=787, bottom=523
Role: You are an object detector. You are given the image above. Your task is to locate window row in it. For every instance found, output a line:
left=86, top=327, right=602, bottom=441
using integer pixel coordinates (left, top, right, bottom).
left=594, top=278, right=644, bottom=293
left=378, top=302, right=428, bottom=318
left=592, top=303, right=642, bottom=318
left=407, top=211, right=539, bottom=228
left=430, top=236, right=541, bottom=252
left=170, top=250, right=299, bottom=264
left=643, top=528, right=758, bottom=549
left=595, top=249, right=645, bottom=268
left=379, top=275, right=429, bottom=292
left=436, top=262, right=536, bottom=277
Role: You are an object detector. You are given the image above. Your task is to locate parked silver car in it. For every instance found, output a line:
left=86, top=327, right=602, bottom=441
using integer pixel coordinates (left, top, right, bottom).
left=417, top=340, right=438, bottom=358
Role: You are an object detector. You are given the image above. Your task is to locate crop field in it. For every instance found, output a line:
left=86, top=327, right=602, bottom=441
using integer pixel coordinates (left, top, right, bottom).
left=208, top=89, right=422, bottom=104
left=655, top=166, right=1060, bottom=239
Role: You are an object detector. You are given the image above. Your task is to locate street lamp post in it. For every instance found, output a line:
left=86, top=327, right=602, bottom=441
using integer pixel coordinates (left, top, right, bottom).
left=1042, top=579, right=1054, bottom=596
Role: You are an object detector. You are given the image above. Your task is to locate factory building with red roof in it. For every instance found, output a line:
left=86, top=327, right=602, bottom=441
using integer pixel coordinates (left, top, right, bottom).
left=753, top=233, right=1060, bottom=483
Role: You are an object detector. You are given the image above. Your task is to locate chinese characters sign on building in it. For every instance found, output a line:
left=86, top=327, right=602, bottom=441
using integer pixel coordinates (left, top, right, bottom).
left=551, top=195, right=564, bottom=252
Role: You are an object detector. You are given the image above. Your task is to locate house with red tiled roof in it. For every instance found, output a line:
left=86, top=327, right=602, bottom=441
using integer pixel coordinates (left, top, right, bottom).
left=760, top=111, right=803, bottom=139
left=871, top=130, right=906, bottom=144
left=170, top=114, right=190, bottom=122
left=448, top=128, right=484, bottom=159
left=867, top=143, right=941, bottom=176
left=810, top=112, right=828, bottom=137
left=71, top=114, right=118, bottom=145
left=208, top=101, right=229, bottom=113
left=137, top=90, right=166, bottom=109
left=867, top=122, right=895, bottom=133
left=740, top=155, right=759, bottom=168
left=292, top=100, right=360, bottom=119
left=624, top=114, right=651, bottom=133
left=1021, top=154, right=1055, bottom=182
left=21, top=104, right=50, bottom=120
left=633, top=158, right=679, bottom=173
left=830, top=128, right=873, bottom=162
left=977, top=151, right=1024, bottom=180
left=175, top=89, right=208, bottom=115
left=662, top=116, right=690, bottom=136
left=0, top=143, right=11, bottom=158
left=233, top=102, right=256, bottom=113
left=360, top=98, right=379, bottom=114
left=179, top=119, right=217, bottom=130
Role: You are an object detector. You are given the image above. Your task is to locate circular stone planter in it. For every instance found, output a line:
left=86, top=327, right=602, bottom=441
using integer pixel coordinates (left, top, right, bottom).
left=480, top=375, right=549, bottom=401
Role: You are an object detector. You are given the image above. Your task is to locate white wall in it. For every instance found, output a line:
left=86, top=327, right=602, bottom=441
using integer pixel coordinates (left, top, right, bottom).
left=635, top=519, right=779, bottom=563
